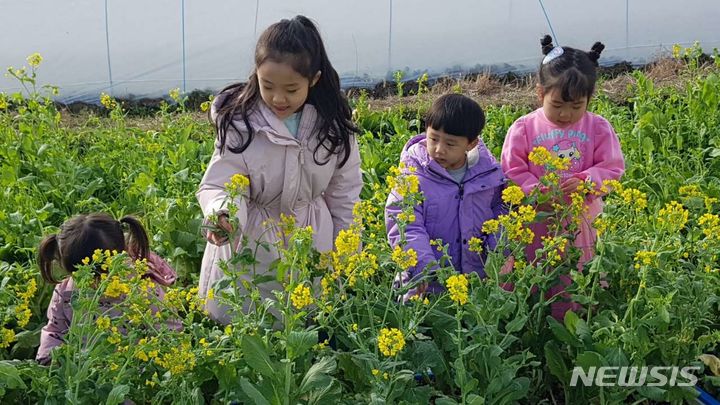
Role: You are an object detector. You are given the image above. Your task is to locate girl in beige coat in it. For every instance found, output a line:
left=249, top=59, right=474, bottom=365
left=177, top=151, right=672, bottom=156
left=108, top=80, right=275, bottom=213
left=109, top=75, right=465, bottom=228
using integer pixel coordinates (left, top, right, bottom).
left=197, top=15, right=362, bottom=324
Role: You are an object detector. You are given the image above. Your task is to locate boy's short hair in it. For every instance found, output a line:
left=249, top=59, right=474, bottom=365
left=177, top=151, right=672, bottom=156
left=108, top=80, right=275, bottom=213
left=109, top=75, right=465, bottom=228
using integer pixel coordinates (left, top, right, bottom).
left=425, top=94, right=485, bottom=141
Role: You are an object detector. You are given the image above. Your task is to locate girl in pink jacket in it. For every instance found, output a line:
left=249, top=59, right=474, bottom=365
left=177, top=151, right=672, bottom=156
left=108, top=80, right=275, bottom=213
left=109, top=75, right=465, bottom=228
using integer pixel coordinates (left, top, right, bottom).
left=197, top=16, right=362, bottom=323
left=500, top=35, right=625, bottom=319
left=36, top=213, right=176, bottom=365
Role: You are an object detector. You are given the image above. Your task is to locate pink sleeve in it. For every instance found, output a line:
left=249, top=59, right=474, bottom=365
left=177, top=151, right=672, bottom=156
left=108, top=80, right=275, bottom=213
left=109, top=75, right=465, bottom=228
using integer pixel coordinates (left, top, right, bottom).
left=36, top=283, right=72, bottom=365
left=501, top=119, right=541, bottom=194
left=324, top=136, right=363, bottom=241
left=577, top=118, right=625, bottom=187
left=146, top=251, right=177, bottom=286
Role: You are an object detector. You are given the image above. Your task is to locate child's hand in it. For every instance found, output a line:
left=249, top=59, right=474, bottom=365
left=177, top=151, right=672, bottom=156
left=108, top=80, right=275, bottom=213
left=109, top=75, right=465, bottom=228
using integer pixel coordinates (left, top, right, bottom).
left=560, top=177, right=582, bottom=194
left=205, top=214, right=233, bottom=246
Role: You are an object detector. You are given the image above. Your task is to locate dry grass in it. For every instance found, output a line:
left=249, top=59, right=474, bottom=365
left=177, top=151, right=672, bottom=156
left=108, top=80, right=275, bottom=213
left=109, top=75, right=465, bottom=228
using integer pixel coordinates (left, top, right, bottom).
left=56, top=57, right=716, bottom=129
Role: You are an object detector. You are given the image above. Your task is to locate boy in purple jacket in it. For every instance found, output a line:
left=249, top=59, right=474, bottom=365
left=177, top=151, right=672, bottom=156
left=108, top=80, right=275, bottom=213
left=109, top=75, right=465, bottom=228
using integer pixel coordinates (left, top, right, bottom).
left=386, top=94, right=506, bottom=298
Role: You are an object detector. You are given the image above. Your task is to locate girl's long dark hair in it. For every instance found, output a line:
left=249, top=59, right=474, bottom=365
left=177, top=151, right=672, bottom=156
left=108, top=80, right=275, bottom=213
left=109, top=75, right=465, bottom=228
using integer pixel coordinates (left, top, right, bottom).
left=38, top=213, right=149, bottom=284
left=538, top=35, right=605, bottom=102
left=214, top=15, right=356, bottom=166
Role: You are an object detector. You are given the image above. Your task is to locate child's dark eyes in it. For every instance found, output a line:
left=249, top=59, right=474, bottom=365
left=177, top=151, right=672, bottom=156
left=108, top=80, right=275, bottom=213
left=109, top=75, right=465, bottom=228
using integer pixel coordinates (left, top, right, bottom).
left=287, top=89, right=297, bottom=94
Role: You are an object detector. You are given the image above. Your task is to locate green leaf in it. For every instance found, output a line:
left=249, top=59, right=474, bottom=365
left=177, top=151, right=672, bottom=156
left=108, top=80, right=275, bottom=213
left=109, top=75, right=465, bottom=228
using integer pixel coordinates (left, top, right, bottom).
left=642, top=137, right=655, bottom=155
left=240, top=377, right=271, bottom=405
left=105, top=384, right=129, bottom=405
left=544, top=341, right=569, bottom=382
left=467, top=393, right=485, bottom=405
left=408, top=340, right=447, bottom=374
left=636, top=385, right=667, bottom=401
left=575, top=351, right=607, bottom=369
left=434, top=397, right=459, bottom=405
left=404, top=386, right=433, bottom=405
left=0, top=362, right=26, bottom=389
left=547, top=316, right=582, bottom=348
left=242, top=335, right=277, bottom=378
left=299, top=357, right=336, bottom=393
left=288, top=330, right=318, bottom=360
left=505, top=315, right=528, bottom=333
left=563, top=310, right=579, bottom=334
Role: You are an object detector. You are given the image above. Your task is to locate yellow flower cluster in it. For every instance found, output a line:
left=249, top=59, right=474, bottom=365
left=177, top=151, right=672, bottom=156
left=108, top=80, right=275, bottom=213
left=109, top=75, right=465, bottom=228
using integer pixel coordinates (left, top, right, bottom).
left=446, top=274, right=469, bottom=305
left=594, top=217, right=614, bottom=237
left=679, top=185, right=704, bottom=198
left=502, top=185, right=525, bottom=206
left=620, top=188, right=648, bottom=211
left=634, top=250, right=658, bottom=269
left=27, top=52, right=43, bottom=68
left=14, top=278, right=36, bottom=328
left=541, top=236, right=568, bottom=265
left=104, top=276, right=131, bottom=298
left=335, top=228, right=361, bottom=258
left=96, top=316, right=111, bottom=331
left=342, top=250, right=379, bottom=287
left=107, top=326, right=121, bottom=345
left=482, top=219, right=500, bottom=234
left=378, top=327, right=405, bottom=357
left=169, top=88, right=181, bottom=103
left=396, top=211, right=416, bottom=223
left=0, top=328, right=16, bottom=349
left=291, top=284, right=314, bottom=310
left=387, top=163, right=420, bottom=198
left=391, top=245, right=418, bottom=270
left=705, top=197, right=718, bottom=212
left=155, top=341, right=196, bottom=375
left=225, top=173, right=250, bottom=195
left=496, top=205, right=536, bottom=244
left=600, top=179, right=623, bottom=194
left=100, top=92, right=118, bottom=110
left=468, top=237, right=483, bottom=254
left=699, top=213, right=720, bottom=241
left=528, top=146, right=570, bottom=170
left=658, top=201, right=689, bottom=230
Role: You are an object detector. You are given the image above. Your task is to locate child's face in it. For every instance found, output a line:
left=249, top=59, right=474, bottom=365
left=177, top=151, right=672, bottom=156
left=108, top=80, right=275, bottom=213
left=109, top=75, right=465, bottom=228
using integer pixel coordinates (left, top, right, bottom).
left=426, top=127, right=478, bottom=170
left=539, top=87, right=588, bottom=126
left=257, top=60, right=320, bottom=119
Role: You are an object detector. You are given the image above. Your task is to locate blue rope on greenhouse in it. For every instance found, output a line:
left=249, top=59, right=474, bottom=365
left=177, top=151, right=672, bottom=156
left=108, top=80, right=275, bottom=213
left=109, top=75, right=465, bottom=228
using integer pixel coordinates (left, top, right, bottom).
left=104, top=0, right=113, bottom=94
left=538, top=0, right=560, bottom=46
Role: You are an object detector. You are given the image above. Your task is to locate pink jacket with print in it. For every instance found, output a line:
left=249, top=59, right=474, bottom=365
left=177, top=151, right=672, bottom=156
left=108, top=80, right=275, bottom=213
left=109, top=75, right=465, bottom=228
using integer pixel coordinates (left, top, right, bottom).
left=36, top=251, right=176, bottom=365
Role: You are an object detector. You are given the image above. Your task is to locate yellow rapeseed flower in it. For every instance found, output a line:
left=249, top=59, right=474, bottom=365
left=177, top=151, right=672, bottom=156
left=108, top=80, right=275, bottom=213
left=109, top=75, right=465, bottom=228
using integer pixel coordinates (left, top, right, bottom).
left=658, top=201, right=689, bottom=230
left=224, top=173, right=250, bottom=195
left=290, top=284, right=314, bottom=310
left=699, top=213, right=720, bottom=241
left=104, top=276, right=130, bottom=298
left=620, top=188, right=647, bottom=211
left=169, top=88, right=181, bottom=102
left=96, top=316, right=111, bottom=331
left=600, top=179, right=623, bottom=194
left=0, top=328, right=16, bottom=349
left=378, top=327, right=405, bottom=357
left=446, top=274, right=469, bottom=305
left=528, top=146, right=553, bottom=166
left=27, top=53, right=43, bottom=68
left=482, top=219, right=500, bottom=234
left=634, top=250, right=657, bottom=269
left=391, top=245, right=418, bottom=269
left=679, top=185, right=703, bottom=198
left=502, top=185, right=525, bottom=206
left=468, top=237, right=483, bottom=254
left=99, top=93, right=117, bottom=110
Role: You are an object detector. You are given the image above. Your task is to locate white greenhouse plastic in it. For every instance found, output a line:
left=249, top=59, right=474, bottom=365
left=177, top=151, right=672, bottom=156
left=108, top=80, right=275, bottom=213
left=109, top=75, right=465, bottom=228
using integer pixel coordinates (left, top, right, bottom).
left=1, top=0, right=719, bottom=103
